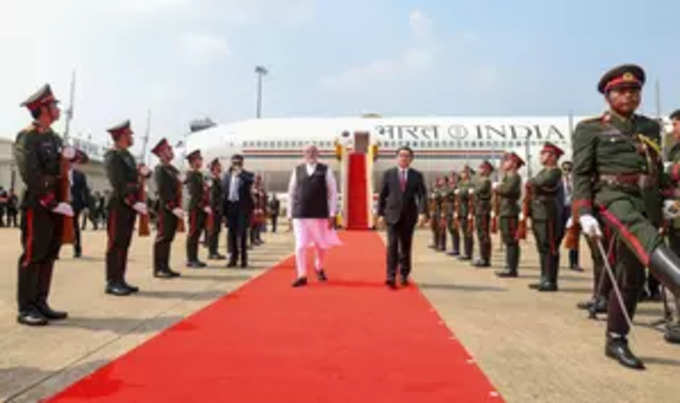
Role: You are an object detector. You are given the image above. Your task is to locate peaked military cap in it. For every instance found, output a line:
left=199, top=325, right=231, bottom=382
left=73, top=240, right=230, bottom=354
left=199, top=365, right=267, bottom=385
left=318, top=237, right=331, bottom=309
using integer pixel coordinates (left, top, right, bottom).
left=209, top=158, right=221, bottom=168
left=74, top=149, right=89, bottom=164
left=504, top=152, right=525, bottom=168
left=479, top=160, right=494, bottom=172
left=21, top=84, right=59, bottom=111
left=541, top=142, right=564, bottom=158
left=597, top=64, right=645, bottom=94
left=151, top=138, right=170, bottom=156
left=670, top=110, right=680, bottom=121
left=107, top=120, right=132, bottom=139
left=186, top=149, right=202, bottom=161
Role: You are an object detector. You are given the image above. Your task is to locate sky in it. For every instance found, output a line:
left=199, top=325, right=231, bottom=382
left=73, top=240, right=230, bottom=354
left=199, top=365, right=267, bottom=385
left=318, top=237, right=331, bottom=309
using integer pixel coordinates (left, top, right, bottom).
left=2, top=0, right=679, bottom=154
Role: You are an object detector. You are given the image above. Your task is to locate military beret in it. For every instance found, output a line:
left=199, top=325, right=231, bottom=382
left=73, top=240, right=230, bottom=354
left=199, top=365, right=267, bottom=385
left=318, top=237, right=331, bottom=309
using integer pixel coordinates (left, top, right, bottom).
left=670, top=110, right=680, bottom=121
left=504, top=152, right=525, bottom=168
left=597, top=64, right=645, bottom=94
left=478, top=160, right=494, bottom=172
left=21, top=84, right=59, bottom=111
left=186, top=149, right=202, bottom=161
left=107, top=120, right=132, bottom=139
left=151, top=138, right=171, bottom=156
left=541, top=142, right=564, bottom=158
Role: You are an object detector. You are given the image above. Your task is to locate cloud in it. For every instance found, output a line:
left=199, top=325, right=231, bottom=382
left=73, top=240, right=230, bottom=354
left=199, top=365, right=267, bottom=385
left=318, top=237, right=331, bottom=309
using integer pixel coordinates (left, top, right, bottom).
left=409, top=10, right=433, bottom=40
left=179, top=32, right=230, bottom=64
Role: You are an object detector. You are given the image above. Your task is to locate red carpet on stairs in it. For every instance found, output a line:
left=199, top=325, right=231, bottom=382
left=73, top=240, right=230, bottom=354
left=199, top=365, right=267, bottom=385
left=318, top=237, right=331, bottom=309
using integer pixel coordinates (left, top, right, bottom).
left=48, top=232, right=502, bottom=402
left=346, top=153, right=368, bottom=230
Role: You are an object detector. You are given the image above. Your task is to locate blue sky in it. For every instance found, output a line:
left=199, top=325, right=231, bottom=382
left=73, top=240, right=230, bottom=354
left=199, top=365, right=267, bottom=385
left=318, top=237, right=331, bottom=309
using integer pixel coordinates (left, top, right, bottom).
left=1, top=0, right=679, bottom=153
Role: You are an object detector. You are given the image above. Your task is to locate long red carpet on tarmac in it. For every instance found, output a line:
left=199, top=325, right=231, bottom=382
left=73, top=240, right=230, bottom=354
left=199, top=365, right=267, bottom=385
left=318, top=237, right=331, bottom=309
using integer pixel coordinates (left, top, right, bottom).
left=48, top=231, right=502, bottom=402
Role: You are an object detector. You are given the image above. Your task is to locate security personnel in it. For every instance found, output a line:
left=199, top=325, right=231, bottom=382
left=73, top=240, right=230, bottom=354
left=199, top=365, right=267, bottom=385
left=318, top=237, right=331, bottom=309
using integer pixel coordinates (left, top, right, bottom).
left=185, top=149, right=210, bottom=267
left=444, top=172, right=460, bottom=256
left=527, top=142, right=563, bottom=291
left=14, top=84, right=73, bottom=325
left=495, top=153, right=524, bottom=277
left=104, top=120, right=148, bottom=296
left=208, top=158, right=226, bottom=260
left=456, top=165, right=475, bottom=260
left=572, top=64, right=680, bottom=369
left=472, top=160, right=493, bottom=267
left=152, top=138, right=182, bottom=278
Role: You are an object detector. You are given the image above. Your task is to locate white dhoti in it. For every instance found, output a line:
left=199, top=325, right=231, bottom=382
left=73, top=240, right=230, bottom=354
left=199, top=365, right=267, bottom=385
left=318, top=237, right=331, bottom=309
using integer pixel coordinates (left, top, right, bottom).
left=293, top=219, right=341, bottom=278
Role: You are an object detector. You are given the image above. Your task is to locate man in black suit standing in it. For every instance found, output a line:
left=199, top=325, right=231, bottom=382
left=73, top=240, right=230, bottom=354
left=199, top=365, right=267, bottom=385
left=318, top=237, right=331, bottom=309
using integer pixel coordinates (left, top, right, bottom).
left=222, top=154, right=254, bottom=268
left=71, top=151, right=91, bottom=258
left=378, top=146, right=428, bottom=289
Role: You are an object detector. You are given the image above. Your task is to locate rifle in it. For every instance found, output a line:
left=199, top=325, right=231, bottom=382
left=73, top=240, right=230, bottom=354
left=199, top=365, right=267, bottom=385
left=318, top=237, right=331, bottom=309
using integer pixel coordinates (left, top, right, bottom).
left=491, top=187, right=500, bottom=234
left=176, top=178, right=185, bottom=232
left=59, top=154, right=75, bottom=244
left=516, top=182, right=532, bottom=240
left=137, top=166, right=151, bottom=237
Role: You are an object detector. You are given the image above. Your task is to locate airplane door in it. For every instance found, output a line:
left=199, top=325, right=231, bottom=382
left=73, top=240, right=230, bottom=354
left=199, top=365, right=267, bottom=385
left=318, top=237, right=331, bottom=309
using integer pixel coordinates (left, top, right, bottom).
left=354, top=131, right=369, bottom=154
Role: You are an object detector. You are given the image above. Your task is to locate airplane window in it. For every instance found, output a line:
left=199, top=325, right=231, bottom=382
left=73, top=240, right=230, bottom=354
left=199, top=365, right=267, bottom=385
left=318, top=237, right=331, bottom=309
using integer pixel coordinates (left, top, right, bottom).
left=471, top=142, right=477, bottom=147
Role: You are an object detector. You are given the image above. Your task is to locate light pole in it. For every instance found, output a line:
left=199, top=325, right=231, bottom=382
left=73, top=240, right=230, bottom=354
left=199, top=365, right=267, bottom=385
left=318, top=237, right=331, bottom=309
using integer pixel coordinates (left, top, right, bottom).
left=255, top=65, right=268, bottom=119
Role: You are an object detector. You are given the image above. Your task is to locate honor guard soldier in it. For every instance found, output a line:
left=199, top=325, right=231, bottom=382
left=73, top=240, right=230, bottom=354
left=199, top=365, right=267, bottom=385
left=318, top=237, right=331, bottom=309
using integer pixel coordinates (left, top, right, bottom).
left=104, top=120, right=148, bottom=296
left=495, top=153, right=524, bottom=277
left=472, top=160, right=493, bottom=267
left=662, top=108, right=680, bottom=342
left=456, top=166, right=475, bottom=260
left=527, top=142, right=563, bottom=291
left=185, top=149, right=210, bottom=268
left=208, top=158, right=226, bottom=260
left=428, top=178, right=444, bottom=250
left=152, top=138, right=182, bottom=278
left=14, top=84, right=73, bottom=325
left=444, top=172, right=460, bottom=256
left=572, top=64, right=680, bottom=369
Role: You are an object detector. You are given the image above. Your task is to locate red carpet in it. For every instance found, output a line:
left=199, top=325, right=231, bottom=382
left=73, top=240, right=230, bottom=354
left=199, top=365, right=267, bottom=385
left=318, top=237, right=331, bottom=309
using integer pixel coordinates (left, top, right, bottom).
left=346, top=153, right=369, bottom=230
left=48, top=232, right=502, bottom=402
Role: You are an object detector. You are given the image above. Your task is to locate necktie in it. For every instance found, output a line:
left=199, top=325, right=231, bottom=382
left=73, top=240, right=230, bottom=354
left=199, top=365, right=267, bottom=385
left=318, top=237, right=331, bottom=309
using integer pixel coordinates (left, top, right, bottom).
left=399, top=170, right=406, bottom=191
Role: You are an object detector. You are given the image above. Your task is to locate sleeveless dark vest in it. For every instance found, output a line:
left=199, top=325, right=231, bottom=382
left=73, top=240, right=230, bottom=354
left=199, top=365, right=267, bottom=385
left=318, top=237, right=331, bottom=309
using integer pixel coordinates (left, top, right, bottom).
left=292, top=163, right=329, bottom=219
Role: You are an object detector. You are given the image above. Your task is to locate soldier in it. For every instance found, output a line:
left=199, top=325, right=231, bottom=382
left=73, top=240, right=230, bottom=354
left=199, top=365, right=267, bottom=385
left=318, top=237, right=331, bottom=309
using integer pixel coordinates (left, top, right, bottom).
left=456, top=166, right=475, bottom=260
left=269, top=194, right=281, bottom=233
left=7, top=190, right=18, bottom=228
left=560, top=161, right=582, bottom=271
left=527, top=142, right=563, bottom=291
left=663, top=108, right=680, bottom=342
left=14, top=84, right=74, bottom=326
left=471, top=160, right=493, bottom=267
left=104, top=120, right=148, bottom=296
left=152, top=138, right=182, bottom=278
left=208, top=158, right=226, bottom=260
left=71, top=150, right=91, bottom=258
left=495, top=153, right=524, bottom=277
left=428, top=179, right=441, bottom=249
left=185, top=149, right=211, bottom=268
left=572, top=64, right=680, bottom=369
left=444, top=172, right=460, bottom=256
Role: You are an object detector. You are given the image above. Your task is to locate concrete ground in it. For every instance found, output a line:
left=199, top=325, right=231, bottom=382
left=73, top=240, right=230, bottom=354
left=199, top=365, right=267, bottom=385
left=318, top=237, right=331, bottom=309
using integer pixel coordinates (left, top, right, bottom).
left=0, top=225, right=678, bottom=402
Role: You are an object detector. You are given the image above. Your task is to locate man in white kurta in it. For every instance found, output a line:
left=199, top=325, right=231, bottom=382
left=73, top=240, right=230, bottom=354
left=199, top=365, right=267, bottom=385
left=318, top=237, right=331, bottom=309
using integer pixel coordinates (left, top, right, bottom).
left=287, top=145, right=341, bottom=287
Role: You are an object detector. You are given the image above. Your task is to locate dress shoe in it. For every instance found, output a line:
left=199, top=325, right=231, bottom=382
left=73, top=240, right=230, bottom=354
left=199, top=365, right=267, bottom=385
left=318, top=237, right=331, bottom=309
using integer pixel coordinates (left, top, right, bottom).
left=74, top=251, right=82, bottom=258
left=292, top=277, right=308, bottom=287
left=17, top=308, right=48, bottom=326
left=605, top=337, right=645, bottom=370
left=665, top=323, right=680, bottom=344
left=457, top=255, right=471, bottom=261
left=401, top=277, right=410, bottom=286
left=122, top=281, right=139, bottom=293
left=154, top=270, right=174, bottom=279
left=495, top=269, right=517, bottom=278
left=241, top=261, right=248, bottom=268
left=316, top=270, right=328, bottom=282
left=385, top=279, right=397, bottom=289
left=569, top=265, right=584, bottom=272
left=472, top=259, right=491, bottom=268
left=538, top=282, right=558, bottom=292
left=167, top=268, right=181, bottom=277
left=35, top=302, right=68, bottom=320
left=447, top=251, right=460, bottom=256
left=186, top=261, right=206, bottom=268
left=209, top=253, right=227, bottom=260
left=227, top=261, right=237, bottom=268
left=106, top=283, right=132, bottom=296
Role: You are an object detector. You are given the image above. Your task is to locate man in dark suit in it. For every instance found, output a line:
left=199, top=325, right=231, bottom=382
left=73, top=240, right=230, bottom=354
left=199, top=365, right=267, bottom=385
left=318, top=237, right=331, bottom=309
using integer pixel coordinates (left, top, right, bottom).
left=222, top=154, right=254, bottom=268
left=378, top=146, right=428, bottom=288
left=269, top=194, right=281, bottom=233
left=71, top=151, right=91, bottom=258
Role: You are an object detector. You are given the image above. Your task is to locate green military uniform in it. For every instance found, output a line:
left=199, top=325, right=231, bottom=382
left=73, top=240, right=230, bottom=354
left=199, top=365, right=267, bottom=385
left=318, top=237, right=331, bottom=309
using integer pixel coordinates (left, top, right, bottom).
left=153, top=155, right=181, bottom=277
left=433, top=185, right=447, bottom=250
left=457, top=174, right=474, bottom=260
left=186, top=168, right=208, bottom=265
left=472, top=164, right=493, bottom=267
left=104, top=129, right=141, bottom=294
left=496, top=169, right=522, bottom=276
left=663, top=112, right=680, bottom=340
left=208, top=170, right=225, bottom=258
left=528, top=161, right=562, bottom=290
left=428, top=185, right=441, bottom=249
left=443, top=182, right=460, bottom=256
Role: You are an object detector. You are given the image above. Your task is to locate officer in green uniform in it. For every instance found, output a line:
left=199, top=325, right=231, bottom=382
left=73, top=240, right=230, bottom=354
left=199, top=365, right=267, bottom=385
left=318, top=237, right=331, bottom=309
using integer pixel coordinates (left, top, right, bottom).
left=495, top=152, right=524, bottom=277
left=185, top=149, right=210, bottom=267
left=471, top=160, right=493, bottom=267
left=152, top=138, right=182, bottom=278
left=14, top=84, right=72, bottom=325
left=428, top=178, right=445, bottom=250
left=456, top=165, right=475, bottom=260
left=572, top=64, right=680, bottom=369
left=208, top=158, right=226, bottom=260
left=662, top=108, right=680, bottom=343
left=528, top=142, right=563, bottom=291
left=444, top=171, right=460, bottom=256
left=104, top=120, right=148, bottom=296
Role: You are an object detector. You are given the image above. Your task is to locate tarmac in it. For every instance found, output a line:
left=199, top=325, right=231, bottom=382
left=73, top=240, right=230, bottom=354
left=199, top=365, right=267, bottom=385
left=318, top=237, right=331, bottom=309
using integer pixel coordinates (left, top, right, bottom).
left=0, top=225, right=678, bottom=402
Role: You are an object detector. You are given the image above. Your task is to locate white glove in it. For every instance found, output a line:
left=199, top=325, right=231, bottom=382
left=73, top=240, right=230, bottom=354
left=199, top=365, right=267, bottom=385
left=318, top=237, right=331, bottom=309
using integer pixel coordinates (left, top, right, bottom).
left=204, top=206, right=212, bottom=215
left=453, top=213, right=458, bottom=220
left=518, top=212, right=524, bottom=221
left=62, top=146, right=76, bottom=160
left=565, top=217, right=573, bottom=229
left=468, top=188, right=475, bottom=195
left=491, top=211, right=496, bottom=219
left=663, top=200, right=680, bottom=220
left=172, top=208, right=185, bottom=219
left=492, top=182, right=500, bottom=190
left=579, top=214, right=602, bottom=237
left=52, top=202, right=74, bottom=217
left=133, top=202, right=148, bottom=215
left=454, top=189, right=460, bottom=195
left=468, top=214, right=473, bottom=221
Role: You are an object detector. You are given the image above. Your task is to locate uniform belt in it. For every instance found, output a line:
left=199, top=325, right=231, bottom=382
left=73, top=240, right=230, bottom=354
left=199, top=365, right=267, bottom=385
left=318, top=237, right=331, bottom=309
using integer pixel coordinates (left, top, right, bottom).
left=599, top=173, right=641, bottom=186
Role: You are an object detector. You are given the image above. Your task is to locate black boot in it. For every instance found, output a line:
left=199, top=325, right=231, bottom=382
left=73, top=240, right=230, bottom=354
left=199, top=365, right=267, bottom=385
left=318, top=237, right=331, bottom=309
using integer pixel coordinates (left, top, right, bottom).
left=496, top=244, right=518, bottom=277
left=36, top=263, right=68, bottom=319
left=539, top=255, right=558, bottom=292
left=605, top=335, right=645, bottom=370
left=17, top=306, right=48, bottom=326
left=648, top=244, right=680, bottom=296
left=529, top=253, right=547, bottom=289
